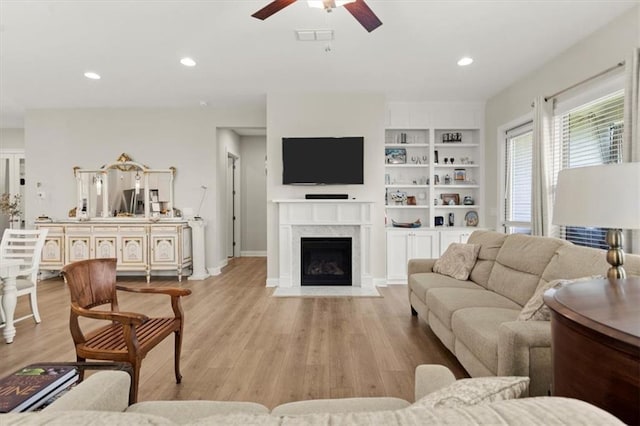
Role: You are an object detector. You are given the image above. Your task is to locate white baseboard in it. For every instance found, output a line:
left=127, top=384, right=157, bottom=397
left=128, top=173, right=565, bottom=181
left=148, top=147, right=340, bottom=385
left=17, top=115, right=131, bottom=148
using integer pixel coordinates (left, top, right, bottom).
left=208, top=259, right=228, bottom=276
left=266, top=278, right=279, bottom=287
left=373, top=278, right=388, bottom=287
left=240, top=251, right=267, bottom=257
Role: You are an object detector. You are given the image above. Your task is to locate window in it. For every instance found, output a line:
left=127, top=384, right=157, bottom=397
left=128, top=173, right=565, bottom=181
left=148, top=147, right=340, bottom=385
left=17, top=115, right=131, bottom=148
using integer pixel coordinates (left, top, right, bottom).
left=553, top=90, right=624, bottom=249
left=504, top=122, right=533, bottom=235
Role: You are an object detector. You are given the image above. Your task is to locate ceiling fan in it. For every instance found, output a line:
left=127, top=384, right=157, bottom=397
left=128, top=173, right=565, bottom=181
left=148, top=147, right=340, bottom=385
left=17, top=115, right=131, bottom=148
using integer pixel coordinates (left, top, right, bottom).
left=252, top=0, right=382, bottom=33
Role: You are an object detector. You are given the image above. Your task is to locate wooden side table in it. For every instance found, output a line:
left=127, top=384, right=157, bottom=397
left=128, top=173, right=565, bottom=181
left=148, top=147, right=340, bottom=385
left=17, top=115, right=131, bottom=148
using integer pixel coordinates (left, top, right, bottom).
left=543, top=277, right=640, bottom=425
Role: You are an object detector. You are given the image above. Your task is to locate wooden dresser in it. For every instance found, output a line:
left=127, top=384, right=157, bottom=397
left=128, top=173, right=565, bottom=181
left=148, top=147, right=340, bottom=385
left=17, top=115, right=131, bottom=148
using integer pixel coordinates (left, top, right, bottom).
left=543, top=277, right=640, bottom=425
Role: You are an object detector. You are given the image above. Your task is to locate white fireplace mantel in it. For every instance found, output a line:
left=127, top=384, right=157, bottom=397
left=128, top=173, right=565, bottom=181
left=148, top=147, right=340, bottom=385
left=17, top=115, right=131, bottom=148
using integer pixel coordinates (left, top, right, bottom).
left=273, top=199, right=374, bottom=288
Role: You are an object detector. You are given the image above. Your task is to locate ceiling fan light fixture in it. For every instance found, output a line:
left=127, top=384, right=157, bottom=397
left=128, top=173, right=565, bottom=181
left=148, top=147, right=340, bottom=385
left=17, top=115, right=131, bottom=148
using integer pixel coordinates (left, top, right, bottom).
left=307, top=0, right=355, bottom=9
left=457, top=57, right=474, bottom=66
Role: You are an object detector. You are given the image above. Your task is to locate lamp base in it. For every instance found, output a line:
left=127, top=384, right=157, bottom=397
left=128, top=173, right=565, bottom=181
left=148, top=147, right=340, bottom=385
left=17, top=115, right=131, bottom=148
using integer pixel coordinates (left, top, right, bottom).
left=606, top=229, right=626, bottom=279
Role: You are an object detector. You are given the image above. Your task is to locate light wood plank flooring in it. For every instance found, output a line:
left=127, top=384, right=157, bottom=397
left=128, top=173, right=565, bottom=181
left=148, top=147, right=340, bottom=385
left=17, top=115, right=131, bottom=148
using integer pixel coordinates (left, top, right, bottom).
left=0, top=257, right=467, bottom=408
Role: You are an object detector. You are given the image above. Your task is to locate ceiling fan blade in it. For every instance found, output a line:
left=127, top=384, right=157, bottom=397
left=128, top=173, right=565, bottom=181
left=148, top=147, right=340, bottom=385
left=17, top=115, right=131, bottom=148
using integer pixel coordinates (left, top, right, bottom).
left=252, top=0, right=297, bottom=20
left=343, top=0, right=382, bottom=32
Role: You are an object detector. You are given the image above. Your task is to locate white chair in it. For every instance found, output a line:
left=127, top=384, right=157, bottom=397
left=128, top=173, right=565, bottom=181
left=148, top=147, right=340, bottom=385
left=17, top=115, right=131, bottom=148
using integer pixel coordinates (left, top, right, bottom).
left=0, top=228, right=48, bottom=324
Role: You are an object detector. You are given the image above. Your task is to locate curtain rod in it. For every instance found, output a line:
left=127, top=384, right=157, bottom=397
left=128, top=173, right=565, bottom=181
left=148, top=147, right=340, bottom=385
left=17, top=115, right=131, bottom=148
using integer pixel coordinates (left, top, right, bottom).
left=544, top=61, right=625, bottom=102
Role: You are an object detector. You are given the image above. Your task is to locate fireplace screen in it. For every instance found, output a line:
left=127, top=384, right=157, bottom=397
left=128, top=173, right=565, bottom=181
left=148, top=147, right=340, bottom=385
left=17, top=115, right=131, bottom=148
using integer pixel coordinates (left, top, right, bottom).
left=301, top=237, right=352, bottom=286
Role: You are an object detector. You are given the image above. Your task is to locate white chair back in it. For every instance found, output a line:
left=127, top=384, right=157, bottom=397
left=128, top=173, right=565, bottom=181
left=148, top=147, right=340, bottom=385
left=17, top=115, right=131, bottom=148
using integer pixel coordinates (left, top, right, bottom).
left=0, top=228, right=48, bottom=282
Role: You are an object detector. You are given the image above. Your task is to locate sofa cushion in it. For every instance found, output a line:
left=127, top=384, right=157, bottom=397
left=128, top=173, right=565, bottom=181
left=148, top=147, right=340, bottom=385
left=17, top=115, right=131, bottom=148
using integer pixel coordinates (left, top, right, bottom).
left=540, top=244, right=609, bottom=286
left=451, top=308, right=521, bottom=373
left=126, top=401, right=270, bottom=423
left=271, top=397, right=410, bottom=415
left=467, top=230, right=508, bottom=288
left=409, top=273, right=483, bottom=304
left=488, top=234, right=568, bottom=306
left=518, top=275, right=603, bottom=321
left=427, top=288, right=521, bottom=330
left=414, top=376, right=529, bottom=408
left=433, top=243, right=481, bottom=280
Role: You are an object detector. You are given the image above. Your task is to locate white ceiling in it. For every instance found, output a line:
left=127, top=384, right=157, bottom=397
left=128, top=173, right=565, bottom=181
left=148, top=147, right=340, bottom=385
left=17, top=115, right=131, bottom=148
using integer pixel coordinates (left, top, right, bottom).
left=0, top=0, right=637, bottom=128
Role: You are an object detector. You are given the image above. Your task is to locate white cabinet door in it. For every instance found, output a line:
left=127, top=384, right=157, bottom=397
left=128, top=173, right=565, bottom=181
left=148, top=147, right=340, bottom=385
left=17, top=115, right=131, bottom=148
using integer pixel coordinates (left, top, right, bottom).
left=386, top=231, right=409, bottom=283
left=439, top=230, right=472, bottom=253
left=387, top=230, right=439, bottom=284
left=409, top=231, right=439, bottom=261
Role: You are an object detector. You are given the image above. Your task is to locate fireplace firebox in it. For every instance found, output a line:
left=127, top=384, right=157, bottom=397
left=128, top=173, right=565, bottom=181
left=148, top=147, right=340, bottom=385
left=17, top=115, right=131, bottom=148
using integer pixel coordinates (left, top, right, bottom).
left=301, top=237, right=352, bottom=286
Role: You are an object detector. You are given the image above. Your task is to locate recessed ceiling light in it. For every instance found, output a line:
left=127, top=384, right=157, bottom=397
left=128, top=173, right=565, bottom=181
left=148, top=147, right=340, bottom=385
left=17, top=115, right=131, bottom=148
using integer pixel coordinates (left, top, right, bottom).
left=180, top=57, right=197, bottom=67
left=457, top=57, right=474, bottom=67
left=84, top=71, right=101, bottom=80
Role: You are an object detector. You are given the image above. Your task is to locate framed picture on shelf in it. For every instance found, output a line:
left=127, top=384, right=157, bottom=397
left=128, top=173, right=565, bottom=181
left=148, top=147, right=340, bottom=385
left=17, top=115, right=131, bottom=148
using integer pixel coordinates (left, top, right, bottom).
left=385, top=148, right=407, bottom=164
left=454, top=168, right=466, bottom=181
left=440, top=193, right=460, bottom=206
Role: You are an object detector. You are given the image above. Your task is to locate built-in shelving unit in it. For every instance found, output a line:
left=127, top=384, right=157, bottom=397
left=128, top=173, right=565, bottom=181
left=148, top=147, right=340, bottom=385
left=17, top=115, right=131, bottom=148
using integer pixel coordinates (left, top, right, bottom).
left=382, top=102, right=485, bottom=283
left=384, top=128, right=482, bottom=229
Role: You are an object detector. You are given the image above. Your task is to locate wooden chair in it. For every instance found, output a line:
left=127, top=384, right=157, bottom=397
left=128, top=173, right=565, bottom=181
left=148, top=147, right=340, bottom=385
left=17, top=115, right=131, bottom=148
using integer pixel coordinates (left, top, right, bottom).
left=60, top=258, right=191, bottom=403
left=0, top=228, right=48, bottom=324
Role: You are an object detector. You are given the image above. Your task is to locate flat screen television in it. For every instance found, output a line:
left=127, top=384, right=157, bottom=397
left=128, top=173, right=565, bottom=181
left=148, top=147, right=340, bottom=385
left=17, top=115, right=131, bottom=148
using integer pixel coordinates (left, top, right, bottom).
left=282, top=137, right=364, bottom=185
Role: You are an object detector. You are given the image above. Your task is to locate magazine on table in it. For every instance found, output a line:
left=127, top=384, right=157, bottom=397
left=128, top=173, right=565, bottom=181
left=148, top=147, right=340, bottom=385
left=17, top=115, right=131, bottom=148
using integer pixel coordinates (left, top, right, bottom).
left=0, top=365, right=79, bottom=413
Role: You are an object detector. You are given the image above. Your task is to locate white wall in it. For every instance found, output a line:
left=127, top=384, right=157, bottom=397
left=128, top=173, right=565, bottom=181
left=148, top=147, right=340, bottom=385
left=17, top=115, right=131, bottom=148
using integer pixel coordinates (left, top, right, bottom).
left=240, top=135, right=267, bottom=255
left=265, top=93, right=386, bottom=285
left=24, top=107, right=265, bottom=272
left=0, top=129, right=25, bottom=149
left=485, top=6, right=639, bottom=228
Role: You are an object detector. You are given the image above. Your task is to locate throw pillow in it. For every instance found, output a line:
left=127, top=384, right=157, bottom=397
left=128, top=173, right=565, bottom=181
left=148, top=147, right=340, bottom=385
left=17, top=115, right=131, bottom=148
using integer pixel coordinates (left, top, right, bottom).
left=413, top=376, right=530, bottom=409
left=518, top=275, right=604, bottom=321
left=433, top=243, right=480, bottom=281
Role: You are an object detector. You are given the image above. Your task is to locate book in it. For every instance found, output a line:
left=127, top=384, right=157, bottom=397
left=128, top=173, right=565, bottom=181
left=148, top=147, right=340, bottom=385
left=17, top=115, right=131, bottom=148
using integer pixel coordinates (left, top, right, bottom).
left=0, top=365, right=78, bottom=413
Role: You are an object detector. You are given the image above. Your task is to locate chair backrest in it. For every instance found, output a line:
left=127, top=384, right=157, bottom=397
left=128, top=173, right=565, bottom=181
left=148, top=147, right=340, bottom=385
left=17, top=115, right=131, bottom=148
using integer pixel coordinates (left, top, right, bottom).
left=0, top=228, right=48, bottom=283
left=61, top=258, right=119, bottom=310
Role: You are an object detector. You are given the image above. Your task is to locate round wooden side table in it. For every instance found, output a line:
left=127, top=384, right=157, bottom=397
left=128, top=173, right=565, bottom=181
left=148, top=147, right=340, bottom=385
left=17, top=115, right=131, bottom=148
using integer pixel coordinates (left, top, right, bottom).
left=543, top=277, right=640, bottom=425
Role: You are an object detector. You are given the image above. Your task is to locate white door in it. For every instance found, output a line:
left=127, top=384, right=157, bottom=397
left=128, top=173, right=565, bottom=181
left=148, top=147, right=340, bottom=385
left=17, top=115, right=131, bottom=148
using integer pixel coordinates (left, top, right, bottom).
left=439, top=231, right=471, bottom=253
left=386, top=231, right=409, bottom=283
left=0, top=150, right=25, bottom=231
left=410, top=231, right=439, bottom=260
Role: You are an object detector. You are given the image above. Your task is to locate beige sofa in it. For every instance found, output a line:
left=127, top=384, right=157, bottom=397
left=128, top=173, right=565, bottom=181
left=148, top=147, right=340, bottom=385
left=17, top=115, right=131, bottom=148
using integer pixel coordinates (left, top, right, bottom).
left=408, top=230, right=640, bottom=397
left=1, top=368, right=624, bottom=425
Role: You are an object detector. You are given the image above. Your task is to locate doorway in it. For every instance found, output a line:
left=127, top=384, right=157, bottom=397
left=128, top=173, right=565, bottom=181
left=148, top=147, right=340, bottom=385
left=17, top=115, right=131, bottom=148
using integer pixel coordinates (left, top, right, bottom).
left=226, top=153, right=240, bottom=258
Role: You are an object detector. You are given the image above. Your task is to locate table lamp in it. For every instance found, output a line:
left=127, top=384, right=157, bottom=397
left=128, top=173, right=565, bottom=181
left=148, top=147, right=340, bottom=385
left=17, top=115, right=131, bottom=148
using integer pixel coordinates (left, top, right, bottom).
left=553, top=162, right=640, bottom=279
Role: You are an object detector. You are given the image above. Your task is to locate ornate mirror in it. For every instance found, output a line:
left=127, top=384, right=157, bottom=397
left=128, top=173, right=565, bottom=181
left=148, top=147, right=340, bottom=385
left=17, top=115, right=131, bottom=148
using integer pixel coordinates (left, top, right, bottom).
left=74, top=153, right=175, bottom=219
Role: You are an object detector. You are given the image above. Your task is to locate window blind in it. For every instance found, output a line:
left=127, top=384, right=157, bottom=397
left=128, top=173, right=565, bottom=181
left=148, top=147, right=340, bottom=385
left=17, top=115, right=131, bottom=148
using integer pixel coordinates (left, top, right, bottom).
left=504, top=123, right=533, bottom=234
left=553, top=90, right=624, bottom=249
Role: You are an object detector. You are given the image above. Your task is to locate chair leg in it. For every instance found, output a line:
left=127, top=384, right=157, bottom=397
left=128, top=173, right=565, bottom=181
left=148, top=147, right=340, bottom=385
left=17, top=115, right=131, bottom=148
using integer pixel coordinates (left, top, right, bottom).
left=76, top=356, right=86, bottom=382
left=130, top=361, right=141, bottom=404
left=174, top=329, right=183, bottom=384
left=29, top=291, right=41, bottom=323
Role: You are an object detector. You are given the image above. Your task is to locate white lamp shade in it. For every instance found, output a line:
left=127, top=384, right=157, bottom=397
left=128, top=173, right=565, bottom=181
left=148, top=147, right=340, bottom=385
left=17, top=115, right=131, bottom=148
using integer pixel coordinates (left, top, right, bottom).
left=553, top=162, right=640, bottom=229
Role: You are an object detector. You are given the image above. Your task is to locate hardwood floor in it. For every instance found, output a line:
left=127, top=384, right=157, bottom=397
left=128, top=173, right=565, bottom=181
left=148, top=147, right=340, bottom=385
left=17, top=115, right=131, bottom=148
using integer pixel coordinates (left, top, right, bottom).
left=0, top=257, right=467, bottom=408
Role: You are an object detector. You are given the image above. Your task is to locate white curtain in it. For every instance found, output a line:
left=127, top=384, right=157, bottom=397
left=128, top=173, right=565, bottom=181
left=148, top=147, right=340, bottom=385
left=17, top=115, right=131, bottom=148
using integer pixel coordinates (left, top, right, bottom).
left=531, top=96, right=554, bottom=237
left=624, top=48, right=640, bottom=253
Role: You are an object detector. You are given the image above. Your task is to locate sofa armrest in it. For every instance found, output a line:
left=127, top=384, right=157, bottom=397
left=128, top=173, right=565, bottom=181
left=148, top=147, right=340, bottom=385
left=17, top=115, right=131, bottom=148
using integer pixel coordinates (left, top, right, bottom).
left=407, top=259, right=437, bottom=276
left=43, top=371, right=131, bottom=412
left=497, top=321, right=552, bottom=397
left=414, top=364, right=456, bottom=401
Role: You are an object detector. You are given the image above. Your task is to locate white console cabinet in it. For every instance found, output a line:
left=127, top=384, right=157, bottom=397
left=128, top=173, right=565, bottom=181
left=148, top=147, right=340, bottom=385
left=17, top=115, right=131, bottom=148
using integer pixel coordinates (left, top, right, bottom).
left=36, top=220, right=192, bottom=282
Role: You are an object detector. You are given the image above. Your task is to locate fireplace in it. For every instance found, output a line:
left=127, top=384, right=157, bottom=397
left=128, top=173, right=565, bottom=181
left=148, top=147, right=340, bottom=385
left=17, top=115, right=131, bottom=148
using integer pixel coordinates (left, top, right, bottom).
left=301, top=237, right=352, bottom=286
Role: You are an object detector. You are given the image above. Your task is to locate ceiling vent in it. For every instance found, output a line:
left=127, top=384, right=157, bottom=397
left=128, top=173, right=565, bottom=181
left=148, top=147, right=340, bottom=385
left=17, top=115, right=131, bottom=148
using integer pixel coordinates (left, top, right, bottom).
left=295, top=29, right=334, bottom=41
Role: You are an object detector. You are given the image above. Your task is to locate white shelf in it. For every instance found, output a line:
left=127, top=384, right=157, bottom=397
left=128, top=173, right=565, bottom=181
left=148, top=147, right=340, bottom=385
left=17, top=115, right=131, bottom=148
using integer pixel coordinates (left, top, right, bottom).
left=386, top=205, right=430, bottom=209
left=434, top=205, right=479, bottom=209
left=434, top=143, right=479, bottom=148
left=434, top=184, right=480, bottom=189
left=385, top=164, right=429, bottom=168
left=385, top=185, right=429, bottom=188
left=385, top=143, right=429, bottom=148
left=434, top=164, right=480, bottom=168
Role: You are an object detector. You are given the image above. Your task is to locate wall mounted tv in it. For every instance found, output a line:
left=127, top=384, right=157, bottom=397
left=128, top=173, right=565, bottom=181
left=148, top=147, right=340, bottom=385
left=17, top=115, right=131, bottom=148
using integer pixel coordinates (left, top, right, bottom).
left=282, top=137, right=364, bottom=185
